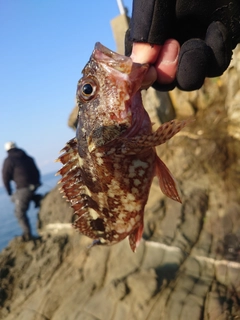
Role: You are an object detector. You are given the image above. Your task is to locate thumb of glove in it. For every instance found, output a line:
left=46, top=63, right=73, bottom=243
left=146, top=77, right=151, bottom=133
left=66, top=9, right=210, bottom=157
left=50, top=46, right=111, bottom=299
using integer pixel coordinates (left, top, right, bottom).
left=176, top=39, right=212, bottom=91
left=205, top=21, right=232, bottom=77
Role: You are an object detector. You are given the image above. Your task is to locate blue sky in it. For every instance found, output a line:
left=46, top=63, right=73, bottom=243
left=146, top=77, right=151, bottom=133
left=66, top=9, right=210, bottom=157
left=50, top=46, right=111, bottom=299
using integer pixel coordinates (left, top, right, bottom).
left=0, top=0, right=133, bottom=186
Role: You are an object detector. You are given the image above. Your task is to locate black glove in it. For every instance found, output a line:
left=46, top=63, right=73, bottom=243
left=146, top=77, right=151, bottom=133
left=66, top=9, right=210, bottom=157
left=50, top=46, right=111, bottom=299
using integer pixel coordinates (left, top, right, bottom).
left=125, top=0, right=240, bottom=91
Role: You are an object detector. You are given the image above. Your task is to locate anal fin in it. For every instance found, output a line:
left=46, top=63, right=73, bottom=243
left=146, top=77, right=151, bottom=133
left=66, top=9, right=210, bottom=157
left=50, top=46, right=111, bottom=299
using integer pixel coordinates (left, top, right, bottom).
left=155, top=156, right=181, bottom=203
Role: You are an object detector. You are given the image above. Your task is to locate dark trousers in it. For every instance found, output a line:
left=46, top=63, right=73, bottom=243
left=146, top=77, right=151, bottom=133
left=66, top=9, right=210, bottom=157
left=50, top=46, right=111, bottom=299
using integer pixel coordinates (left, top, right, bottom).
left=11, top=187, right=34, bottom=236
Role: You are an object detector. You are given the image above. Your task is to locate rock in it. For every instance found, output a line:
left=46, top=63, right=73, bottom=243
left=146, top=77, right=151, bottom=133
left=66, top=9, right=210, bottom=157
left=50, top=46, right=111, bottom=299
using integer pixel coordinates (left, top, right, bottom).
left=37, top=185, right=73, bottom=231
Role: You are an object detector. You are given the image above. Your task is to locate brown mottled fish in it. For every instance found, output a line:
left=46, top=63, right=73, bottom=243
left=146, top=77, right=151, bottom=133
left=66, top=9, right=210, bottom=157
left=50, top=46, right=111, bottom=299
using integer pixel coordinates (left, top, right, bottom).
left=57, top=42, right=188, bottom=252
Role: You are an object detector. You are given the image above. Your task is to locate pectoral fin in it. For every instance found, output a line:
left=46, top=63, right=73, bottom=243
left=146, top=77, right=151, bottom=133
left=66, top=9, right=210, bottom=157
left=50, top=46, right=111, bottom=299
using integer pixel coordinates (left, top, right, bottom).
left=114, top=119, right=190, bottom=155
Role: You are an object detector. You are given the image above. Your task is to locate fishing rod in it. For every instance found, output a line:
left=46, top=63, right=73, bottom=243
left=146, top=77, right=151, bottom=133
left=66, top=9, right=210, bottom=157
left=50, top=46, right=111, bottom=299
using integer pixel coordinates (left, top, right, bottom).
left=116, top=0, right=126, bottom=15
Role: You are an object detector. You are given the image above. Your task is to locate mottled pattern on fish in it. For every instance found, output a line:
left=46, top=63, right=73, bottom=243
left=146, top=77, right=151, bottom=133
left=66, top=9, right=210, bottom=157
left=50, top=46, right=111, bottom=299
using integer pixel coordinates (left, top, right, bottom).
left=57, top=43, right=188, bottom=252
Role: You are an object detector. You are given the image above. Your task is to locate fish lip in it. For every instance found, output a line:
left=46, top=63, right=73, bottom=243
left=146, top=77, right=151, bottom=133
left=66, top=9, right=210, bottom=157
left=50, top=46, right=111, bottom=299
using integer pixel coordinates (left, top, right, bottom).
left=93, top=42, right=132, bottom=74
left=93, top=42, right=149, bottom=77
left=94, top=42, right=129, bottom=63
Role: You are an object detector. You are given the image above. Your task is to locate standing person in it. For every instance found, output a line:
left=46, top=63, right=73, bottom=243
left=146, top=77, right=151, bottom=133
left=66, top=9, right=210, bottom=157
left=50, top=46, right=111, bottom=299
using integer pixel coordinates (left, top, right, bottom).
left=2, top=142, right=42, bottom=241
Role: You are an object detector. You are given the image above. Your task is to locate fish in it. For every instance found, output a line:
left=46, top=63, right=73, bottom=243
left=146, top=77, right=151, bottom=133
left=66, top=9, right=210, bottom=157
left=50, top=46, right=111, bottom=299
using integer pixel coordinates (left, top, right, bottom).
left=57, top=42, right=188, bottom=252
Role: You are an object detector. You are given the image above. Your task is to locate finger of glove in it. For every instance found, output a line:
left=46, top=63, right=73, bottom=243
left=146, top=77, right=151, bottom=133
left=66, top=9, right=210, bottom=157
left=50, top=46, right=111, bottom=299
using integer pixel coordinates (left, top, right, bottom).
left=176, top=39, right=211, bottom=91
left=205, top=21, right=232, bottom=77
left=152, top=80, right=177, bottom=92
left=228, top=0, right=240, bottom=47
left=175, top=0, right=234, bottom=46
left=129, top=0, right=176, bottom=44
left=176, top=0, right=218, bottom=21
left=125, top=28, right=132, bottom=56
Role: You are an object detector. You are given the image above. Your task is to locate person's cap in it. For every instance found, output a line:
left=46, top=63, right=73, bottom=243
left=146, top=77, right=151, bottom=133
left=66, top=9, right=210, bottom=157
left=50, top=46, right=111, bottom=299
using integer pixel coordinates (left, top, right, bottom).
left=4, top=141, right=17, bottom=151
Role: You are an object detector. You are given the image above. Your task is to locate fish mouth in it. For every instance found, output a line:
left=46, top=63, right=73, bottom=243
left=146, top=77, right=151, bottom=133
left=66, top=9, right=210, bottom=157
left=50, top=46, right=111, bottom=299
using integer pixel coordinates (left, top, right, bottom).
left=92, top=42, right=149, bottom=127
left=93, top=42, right=148, bottom=78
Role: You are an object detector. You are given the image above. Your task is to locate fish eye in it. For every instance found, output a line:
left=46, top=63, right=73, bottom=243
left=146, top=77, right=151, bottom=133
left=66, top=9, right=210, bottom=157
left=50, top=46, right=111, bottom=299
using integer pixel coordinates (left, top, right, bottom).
left=78, top=78, right=98, bottom=101
left=82, top=83, right=93, bottom=95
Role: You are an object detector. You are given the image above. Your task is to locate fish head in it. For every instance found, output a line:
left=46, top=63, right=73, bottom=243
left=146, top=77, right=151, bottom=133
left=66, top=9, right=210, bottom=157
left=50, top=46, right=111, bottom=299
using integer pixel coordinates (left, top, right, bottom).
left=76, top=42, right=148, bottom=153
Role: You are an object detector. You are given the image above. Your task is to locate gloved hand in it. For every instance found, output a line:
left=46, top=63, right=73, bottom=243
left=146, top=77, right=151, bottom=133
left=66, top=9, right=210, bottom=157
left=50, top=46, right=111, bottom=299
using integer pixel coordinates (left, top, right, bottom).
left=125, top=0, right=240, bottom=91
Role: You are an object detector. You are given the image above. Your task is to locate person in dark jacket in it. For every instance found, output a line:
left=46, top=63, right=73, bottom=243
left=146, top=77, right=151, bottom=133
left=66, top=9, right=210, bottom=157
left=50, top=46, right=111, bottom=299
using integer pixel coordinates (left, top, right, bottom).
left=125, top=0, right=240, bottom=91
left=2, top=142, right=42, bottom=241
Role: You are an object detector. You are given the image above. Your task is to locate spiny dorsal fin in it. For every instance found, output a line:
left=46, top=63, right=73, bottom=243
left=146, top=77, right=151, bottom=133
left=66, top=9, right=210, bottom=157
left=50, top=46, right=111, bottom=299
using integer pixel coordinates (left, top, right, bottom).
left=57, top=138, right=87, bottom=216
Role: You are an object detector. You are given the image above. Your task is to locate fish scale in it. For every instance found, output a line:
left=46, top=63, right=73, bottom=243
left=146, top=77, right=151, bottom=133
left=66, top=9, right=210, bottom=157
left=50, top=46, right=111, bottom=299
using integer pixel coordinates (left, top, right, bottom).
left=56, top=42, right=189, bottom=252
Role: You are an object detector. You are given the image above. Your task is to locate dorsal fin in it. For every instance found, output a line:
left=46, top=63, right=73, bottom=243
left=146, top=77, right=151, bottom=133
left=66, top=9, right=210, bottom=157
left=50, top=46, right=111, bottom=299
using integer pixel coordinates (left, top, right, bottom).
left=56, top=138, right=87, bottom=216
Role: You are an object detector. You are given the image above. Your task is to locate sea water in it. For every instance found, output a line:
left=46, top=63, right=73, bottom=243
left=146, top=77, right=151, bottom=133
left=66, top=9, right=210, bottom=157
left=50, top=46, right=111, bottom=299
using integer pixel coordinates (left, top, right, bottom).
left=0, top=171, right=60, bottom=252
